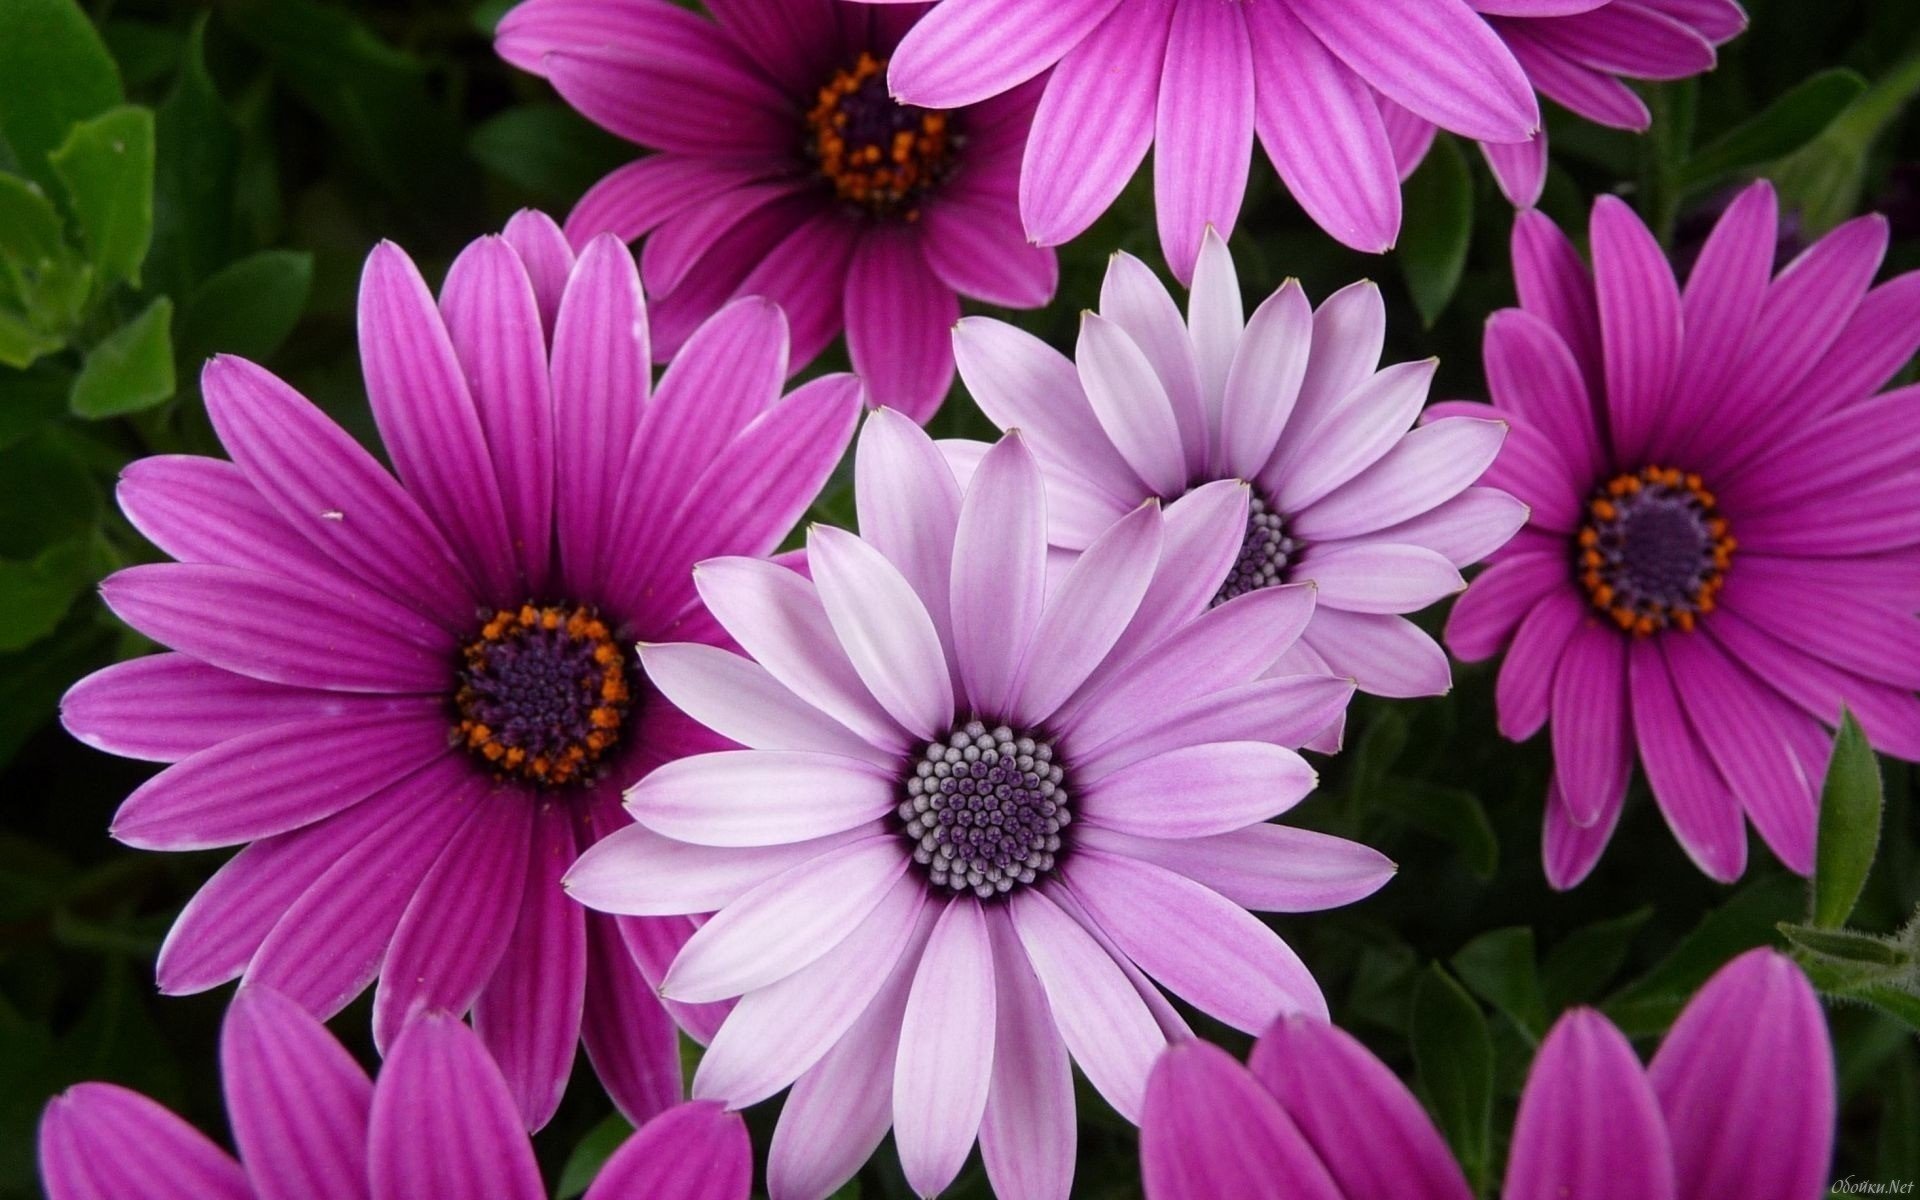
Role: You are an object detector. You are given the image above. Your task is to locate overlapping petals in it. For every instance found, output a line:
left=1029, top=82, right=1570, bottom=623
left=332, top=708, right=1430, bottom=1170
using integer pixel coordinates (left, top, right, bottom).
left=566, top=411, right=1392, bottom=1200
left=1447, top=181, right=1920, bottom=887
left=61, top=213, right=862, bottom=1128
left=496, top=0, right=1056, bottom=422
left=38, top=987, right=751, bottom=1200
left=948, top=230, right=1521, bottom=708
left=1140, top=949, right=1832, bottom=1200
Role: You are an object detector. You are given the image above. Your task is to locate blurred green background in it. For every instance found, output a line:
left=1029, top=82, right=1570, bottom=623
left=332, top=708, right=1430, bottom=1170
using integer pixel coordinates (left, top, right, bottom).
left=2, top=0, right=1919, bottom=1195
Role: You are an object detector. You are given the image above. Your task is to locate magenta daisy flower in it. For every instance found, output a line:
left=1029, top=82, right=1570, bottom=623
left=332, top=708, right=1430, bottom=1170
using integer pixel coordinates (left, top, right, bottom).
left=565, top=412, right=1393, bottom=1200
left=39, top=987, right=752, bottom=1200
left=494, top=0, right=1056, bottom=423
left=1382, top=0, right=1746, bottom=208
left=1142, top=948, right=1832, bottom=1200
left=59, top=213, right=863, bottom=1128
left=855, top=0, right=1545, bottom=275
left=947, top=231, right=1522, bottom=710
left=1444, top=182, right=1920, bottom=886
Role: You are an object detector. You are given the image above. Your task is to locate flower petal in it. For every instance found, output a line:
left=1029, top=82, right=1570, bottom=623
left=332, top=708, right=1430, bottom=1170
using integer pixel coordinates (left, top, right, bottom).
left=367, top=1014, right=544, bottom=1200
left=220, top=987, right=374, bottom=1200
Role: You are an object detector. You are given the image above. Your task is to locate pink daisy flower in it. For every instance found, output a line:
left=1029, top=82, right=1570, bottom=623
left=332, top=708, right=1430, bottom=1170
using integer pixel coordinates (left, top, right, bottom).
left=565, top=412, right=1395, bottom=1200
left=495, top=0, right=1057, bottom=423
left=859, top=0, right=1547, bottom=275
left=1383, top=0, right=1747, bottom=208
left=1443, top=182, right=1920, bottom=886
left=1142, top=948, right=1833, bottom=1200
left=39, top=987, right=752, bottom=1200
left=60, top=213, right=862, bottom=1128
left=947, top=231, right=1522, bottom=710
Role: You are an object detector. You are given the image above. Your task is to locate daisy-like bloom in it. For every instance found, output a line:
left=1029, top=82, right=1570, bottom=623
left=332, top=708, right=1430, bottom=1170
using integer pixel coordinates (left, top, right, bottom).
left=39, top=987, right=752, bottom=1200
left=856, top=0, right=1537, bottom=275
left=566, top=412, right=1395, bottom=1200
left=947, top=231, right=1522, bottom=712
left=494, top=0, right=1056, bottom=423
left=1444, top=182, right=1920, bottom=886
left=1383, top=0, right=1746, bottom=209
left=1142, top=948, right=1833, bottom=1200
left=59, top=213, right=862, bottom=1128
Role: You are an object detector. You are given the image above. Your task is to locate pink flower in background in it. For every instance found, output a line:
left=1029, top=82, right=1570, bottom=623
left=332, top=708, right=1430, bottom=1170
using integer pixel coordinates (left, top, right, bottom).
left=1385, top=0, right=1747, bottom=207
left=1445, top=182, right=1920, bottom=887
left=566, top=412, right=1393, bottom=1200
left=60, top=213, right=861, bottom=1128
left=1142, top=948, right=1833, bottom=1200
left=857, top=0, right=1547, bottom=274
left=947, top=231, right=1521, bottom=711
left=496, top=0, right=1056, bottom=423
left=39, top=987, right=752, bottom=1200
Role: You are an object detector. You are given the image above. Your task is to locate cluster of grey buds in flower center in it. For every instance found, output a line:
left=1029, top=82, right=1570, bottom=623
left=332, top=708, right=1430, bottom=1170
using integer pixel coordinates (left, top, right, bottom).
left=898, top=720, right=1072, bottom=900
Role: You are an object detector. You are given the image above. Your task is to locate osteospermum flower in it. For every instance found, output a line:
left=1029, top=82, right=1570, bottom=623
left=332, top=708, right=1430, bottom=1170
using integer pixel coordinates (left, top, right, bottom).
left=1142, top=948, right=1833, bottom=1200
left=495, top=0, right=1056, bottom=423
left=856, top=0, right=1544, bottom=274
left=1383, top=0, right=1746, bottom=208
left=566, top=412, right=1394, bottom=1200
left=1444, top=182, right=1920, bottom=886
left=60, top=213, right=863, bottom=1127
left=39, top=987, right=751, bottom=1200
left=948, top=231, right=1521, bottom=711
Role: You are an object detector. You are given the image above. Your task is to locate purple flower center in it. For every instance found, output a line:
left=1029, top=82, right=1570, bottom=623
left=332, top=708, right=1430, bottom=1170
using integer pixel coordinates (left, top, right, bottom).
left=898, top=721, right=1071, bottom=899
left=1212, top=493, right=1299, bottom=607
left=453, top=603, right=632, bottom=788
left=1577, top=466, right=1736, bottom=636
left=804, top=52, right=957, bottom=220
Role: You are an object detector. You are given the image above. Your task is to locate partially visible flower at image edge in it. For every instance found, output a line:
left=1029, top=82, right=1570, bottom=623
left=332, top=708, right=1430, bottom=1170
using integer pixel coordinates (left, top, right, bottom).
left=946, top=229, right=1522, bottom=722
left=1141, top=947, right=1834, bottom=1200
left=38, top=986, right=752, bottom=1200
left=566, top=411, right=1396, bottom=1200
left=59, top=211, right=863, bottom=1128
left=1446, top=180, right=1920, bottom=887
left=495, top=0, right=1056, bottom=423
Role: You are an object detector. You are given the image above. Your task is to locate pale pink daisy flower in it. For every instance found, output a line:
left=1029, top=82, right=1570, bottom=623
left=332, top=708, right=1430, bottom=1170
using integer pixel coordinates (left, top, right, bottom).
left=567, top=413, right=1394, bottom=1200
left=947, top=231, right=1522, bottom=711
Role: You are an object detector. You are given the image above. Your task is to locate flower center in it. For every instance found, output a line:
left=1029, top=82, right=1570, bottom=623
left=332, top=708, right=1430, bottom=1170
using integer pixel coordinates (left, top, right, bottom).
left=1576, top=466, right=1736, bottom=636
left=805, top=52, right=956, bottom=220
left=1212, top=493, right=1300, bottom=607
left=897, top=721, right=1072, bottom=900
left=454, top=603, right=631, bottom=788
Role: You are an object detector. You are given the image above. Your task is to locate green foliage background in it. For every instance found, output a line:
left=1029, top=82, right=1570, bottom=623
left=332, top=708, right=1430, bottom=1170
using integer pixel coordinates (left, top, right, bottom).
left=2, top=1, right=1919, bottom=1196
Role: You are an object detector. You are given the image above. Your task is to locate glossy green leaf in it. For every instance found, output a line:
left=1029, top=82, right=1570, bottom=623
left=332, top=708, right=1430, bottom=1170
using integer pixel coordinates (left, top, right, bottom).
left=556, top=1111, right=634, bottom=1200
left=0, top=0, right=122, bottom=186
left=1680, top=69, right=1866, bottom=189
left=69, top=297, right=174, bottom=418
left=179, top=250, right=313, bottom=370
left=1452, top=926, right=1549, bottom=1040
left=1411, top=963, right=1493, bottom=1191
left=1397, top=134, right=1473, bottom=327
left=49, top=105, right=156, bottom=289
left=1812, top=711, right=1883, bottom=929
left=151, top=17, right=242, bottom=295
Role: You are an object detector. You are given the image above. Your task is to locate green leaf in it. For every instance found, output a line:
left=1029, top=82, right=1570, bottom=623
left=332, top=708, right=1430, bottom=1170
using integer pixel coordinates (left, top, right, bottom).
left=1854, top=986, right=1920, bottom=1035
left=0, top=533, right=108, bottom=652
left=1397, top=134, right=1473, bottom=327
left=69, top=297, right=174, bottom=419
left=0, top=366, right=70, bottom=452
left=556, top=1111, right=634, bottom=1200
left=49, top=105, right=156, bottom=290
left=1877, top=1052, right=1920, bottom=1181
left=470, top=103, right=635, bottom=205
left=1781, top=922, right=1909, bottom=967
left=1679, top=69, right=1866, bottom=190
left=151, top=17, right=242, bottom=295
left=1542, top=907, right=1652, bottom=1010
left=1812, top=711, right=1883, bottom=929
left=0, top=172, right=66, bottom=267
left=1604, top=874, right=1802, bottom=1036
left=1411, top=963, right=1493, bottom=1191
left=0, top=607, right=115, bottom=767
left=0, top=0, right=123, bottom=187
left=0, top=309, right=64, bottom=369
left=1775, top=52, right=1920, bottom=235
left=1389, top=780, right=1499, bottom=880
left=179, top=250, right=313, bottom=370
left=1452, top=926, right=1549, bottom=1040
